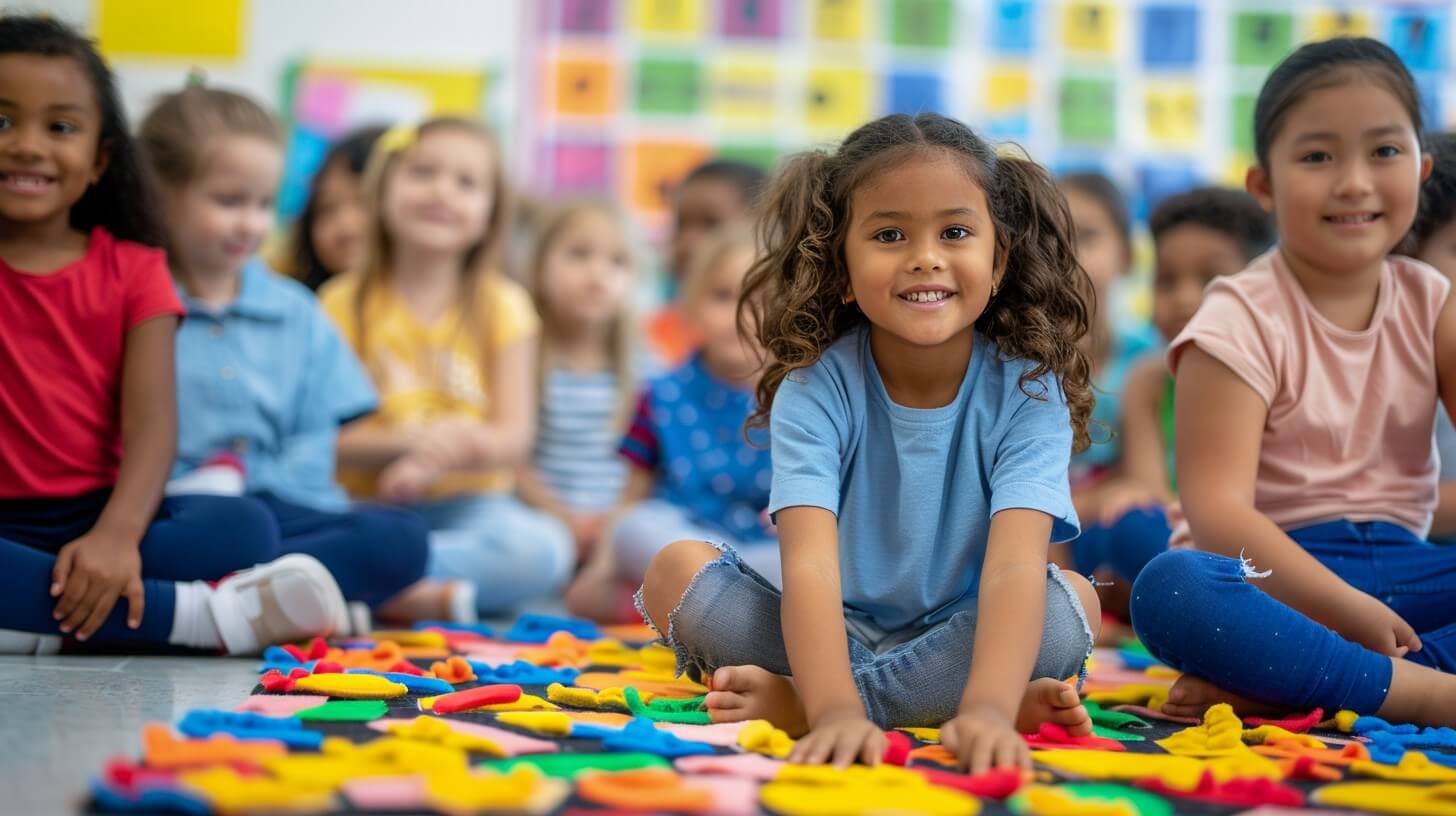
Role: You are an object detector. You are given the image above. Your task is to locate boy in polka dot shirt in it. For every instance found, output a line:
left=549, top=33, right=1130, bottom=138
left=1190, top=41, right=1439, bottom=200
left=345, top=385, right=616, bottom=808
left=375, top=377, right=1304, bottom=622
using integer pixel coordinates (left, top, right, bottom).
left=566, top=225, right=775, bottom=620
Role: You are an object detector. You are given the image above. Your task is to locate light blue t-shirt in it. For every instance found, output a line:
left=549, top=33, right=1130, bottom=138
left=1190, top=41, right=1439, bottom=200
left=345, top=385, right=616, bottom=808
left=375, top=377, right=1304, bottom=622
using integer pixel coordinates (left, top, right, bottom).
left=173, top=259, right=376, bottom=512
left=768, top=325, right=1080, bottom=635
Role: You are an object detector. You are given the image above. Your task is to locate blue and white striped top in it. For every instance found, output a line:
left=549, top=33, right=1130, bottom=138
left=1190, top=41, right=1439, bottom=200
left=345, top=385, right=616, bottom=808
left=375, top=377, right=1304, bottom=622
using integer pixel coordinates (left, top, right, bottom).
left=533, top=367, right=629, bottom=512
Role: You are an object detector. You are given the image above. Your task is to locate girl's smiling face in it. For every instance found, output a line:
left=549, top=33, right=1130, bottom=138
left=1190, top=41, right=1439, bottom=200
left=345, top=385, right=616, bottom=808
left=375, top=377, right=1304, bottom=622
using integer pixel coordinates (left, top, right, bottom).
left=843, top=150, right=999, bottom=355
left=0, top=53, right=107, bottom=230
left=1250, top=77, right=1430, bottom=278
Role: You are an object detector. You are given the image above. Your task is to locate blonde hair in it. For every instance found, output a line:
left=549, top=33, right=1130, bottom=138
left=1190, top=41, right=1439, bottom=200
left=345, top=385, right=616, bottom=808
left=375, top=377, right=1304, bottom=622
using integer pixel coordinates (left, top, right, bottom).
left=137, top=85, right=282, bottom=274
left=527, top=199, right=641, bottom=430
left=349, top=117, right=512, bottom=387
left=138, top=85, right=281, bottom=187
left=682, top=220, right=757, bottom=310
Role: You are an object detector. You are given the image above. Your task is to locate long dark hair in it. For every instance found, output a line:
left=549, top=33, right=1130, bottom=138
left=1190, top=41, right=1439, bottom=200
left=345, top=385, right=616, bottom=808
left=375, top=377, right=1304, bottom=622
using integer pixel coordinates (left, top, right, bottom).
left=741, top=113, right=1095, bottom=452
left=0, top=15, right=162, bottom=247
left=291, top=125, right=385, bottom=290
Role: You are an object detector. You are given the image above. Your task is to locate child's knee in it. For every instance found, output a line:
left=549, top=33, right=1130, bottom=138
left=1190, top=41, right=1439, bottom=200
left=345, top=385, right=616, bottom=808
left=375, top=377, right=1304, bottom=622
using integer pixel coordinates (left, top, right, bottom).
left=359, top=507, right=430, bottom=585
left=201, top=496, right=281, bottom=567
left=640, top=540, right=721, bottom=631
left=1060, top=569, right=1101, bottom=633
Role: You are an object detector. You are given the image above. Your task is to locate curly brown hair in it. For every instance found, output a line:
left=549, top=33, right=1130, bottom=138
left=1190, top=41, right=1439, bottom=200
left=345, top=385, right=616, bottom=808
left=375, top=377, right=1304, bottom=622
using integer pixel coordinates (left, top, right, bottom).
left=740, top=113, right=1095, bottom=452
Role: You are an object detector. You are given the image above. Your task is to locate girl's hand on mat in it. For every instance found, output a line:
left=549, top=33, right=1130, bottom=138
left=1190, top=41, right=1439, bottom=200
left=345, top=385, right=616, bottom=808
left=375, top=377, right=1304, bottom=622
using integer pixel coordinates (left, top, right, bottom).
left=942, top=706, right=1030, bottom=774
left=50, top=528, right=145, bottom=640
left=791, top=707, right=886, bottom=768
left=1339, top=590, right=1422, bottom=657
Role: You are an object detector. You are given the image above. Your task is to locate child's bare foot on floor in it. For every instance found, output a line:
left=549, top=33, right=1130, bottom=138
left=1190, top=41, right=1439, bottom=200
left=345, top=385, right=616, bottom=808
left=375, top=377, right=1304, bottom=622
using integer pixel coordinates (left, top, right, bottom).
left=1162, top=674, right=1286, bottom=719
left=1015, top=677, right=1092, bottom=735
left=705, top=665, right=810, bottom=736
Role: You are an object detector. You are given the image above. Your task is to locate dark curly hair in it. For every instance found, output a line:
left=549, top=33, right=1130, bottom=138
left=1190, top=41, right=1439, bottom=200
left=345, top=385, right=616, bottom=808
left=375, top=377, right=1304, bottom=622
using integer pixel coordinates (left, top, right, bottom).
left=740, top=113, right=1095, bottom=452
left=1150, top=187, right=1275, bottom=262
left=0, top=15, right=162, bottom=247
left=1404, top=132, right=1456, bottom=256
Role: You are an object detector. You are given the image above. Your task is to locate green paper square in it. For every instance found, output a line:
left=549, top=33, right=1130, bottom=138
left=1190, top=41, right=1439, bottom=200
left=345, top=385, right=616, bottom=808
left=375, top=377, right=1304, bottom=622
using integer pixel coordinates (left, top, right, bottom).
left=1059, top=77, right=1116, bottom=144
left=1231, top=94, right=1257, bottom=154
left=892, top=0, right=953, bottom=49
left=1233, top=12, right=1293, bottom=67
left=294, top=699, right=389, bottom=722
left=636, top=58, right=701, bottom=115
left=717, top=143, right=779, bottom=171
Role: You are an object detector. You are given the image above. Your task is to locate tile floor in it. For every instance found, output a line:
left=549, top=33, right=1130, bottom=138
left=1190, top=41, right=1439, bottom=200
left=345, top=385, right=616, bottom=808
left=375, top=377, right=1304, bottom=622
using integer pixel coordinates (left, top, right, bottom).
left=0, top=655, right=256, bottom=814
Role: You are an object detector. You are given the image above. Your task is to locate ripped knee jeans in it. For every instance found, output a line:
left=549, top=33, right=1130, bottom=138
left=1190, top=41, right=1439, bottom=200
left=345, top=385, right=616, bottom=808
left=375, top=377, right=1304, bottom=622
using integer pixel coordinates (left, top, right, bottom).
left=636, top=542, right=1093, bottom=728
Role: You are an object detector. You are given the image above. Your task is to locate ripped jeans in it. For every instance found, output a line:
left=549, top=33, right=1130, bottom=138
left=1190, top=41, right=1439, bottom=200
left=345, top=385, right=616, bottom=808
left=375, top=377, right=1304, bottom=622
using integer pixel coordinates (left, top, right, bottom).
left=636, top=543, right=1094, bottom=729
left=1131, top=520, right=1456, bottom=716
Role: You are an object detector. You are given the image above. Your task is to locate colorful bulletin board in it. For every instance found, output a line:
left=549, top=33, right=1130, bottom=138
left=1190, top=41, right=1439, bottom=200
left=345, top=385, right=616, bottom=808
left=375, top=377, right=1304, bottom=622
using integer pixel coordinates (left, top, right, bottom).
left=525, top=0, right=1455, bottom=233
left=276, top=63, right=494, bottom=219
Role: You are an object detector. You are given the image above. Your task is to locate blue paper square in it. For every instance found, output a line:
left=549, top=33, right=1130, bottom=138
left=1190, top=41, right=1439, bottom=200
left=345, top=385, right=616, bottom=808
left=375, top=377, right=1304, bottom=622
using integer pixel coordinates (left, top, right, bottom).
left=1390, top=10, right=1446, bottom=73
left=887, top=72, right=944, bottom=115
left=991, top=0, right=1035, bottom=54
left=1142, top=5, right=1198, bottom=69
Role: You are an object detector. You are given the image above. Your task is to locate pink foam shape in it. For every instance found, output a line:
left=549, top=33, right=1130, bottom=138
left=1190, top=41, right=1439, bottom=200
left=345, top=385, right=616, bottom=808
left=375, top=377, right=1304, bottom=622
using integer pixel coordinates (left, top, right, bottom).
left=684, top=774, right=759, bottom=816
left=234, top=694, right=329, bottom=716
left=340, top=775, right=426, bottom=810
left=674, top=752, right=785, bottom=781
left=452, top=640, right=526, bottom=665
left=659, top=720, right=751, bottom=747
left=366, top=718, right=560, bottom=756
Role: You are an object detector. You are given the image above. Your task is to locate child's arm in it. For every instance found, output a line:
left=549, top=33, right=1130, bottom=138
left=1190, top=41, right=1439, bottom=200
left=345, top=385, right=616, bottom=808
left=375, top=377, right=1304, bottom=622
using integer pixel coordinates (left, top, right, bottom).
left=942, top=508, right=1054, bottom=773
left=779, top=505, right=888, bottom=768
left=1177, top=345, right=1419, bottom=656
left=52, top=316, right=180, bottom=640
left=1432, top=291, right=1456, bottom=537
left=1119, top=356, right=1175, bottom=504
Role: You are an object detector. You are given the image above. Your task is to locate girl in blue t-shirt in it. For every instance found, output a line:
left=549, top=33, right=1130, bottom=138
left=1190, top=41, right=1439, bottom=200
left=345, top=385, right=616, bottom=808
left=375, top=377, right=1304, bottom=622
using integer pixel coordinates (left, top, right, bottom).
left=638, top=114, right=1100, bottom=774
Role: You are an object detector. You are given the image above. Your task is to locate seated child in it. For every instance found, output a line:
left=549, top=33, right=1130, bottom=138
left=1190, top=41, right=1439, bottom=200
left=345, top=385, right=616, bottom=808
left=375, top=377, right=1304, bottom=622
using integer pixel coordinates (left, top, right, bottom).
left=568, top=224, right=775, bottom=621
left=286, top=125, right=385, bottom=291
left=141, top=86, right=436, bottom=625
left=1081, top=187, right=1275, bottom=582
left=647, top=160, right=766, bottom=366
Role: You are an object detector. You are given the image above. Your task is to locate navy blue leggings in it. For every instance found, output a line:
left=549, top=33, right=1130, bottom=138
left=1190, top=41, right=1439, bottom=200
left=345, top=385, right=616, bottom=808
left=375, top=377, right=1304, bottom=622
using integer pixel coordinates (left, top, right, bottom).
left=0, top=492, right=279, bottom=642
left=1072, top=505, right=1171, bottom=583
left=0, top=491, right=429, bottom=643
left=1132, top=520, right=1456, bottom=715
left=256, top=494, right=428, bottom=608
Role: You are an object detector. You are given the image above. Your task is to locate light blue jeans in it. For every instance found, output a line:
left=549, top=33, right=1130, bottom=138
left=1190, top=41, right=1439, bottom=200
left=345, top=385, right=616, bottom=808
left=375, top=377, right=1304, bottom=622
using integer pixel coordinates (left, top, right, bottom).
left=414, top=494, right=574, bottom=615
left=637, top=543, right=1093, bottom=728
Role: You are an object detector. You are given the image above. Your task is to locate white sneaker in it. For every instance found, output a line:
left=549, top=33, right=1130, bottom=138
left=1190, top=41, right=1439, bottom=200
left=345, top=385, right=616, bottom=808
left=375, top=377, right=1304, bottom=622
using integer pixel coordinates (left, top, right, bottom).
left=207, top=554, right=347, bottom=655
left=0, top=629, right=61, bottom=654
left=343, top=602, right=372, bottom=638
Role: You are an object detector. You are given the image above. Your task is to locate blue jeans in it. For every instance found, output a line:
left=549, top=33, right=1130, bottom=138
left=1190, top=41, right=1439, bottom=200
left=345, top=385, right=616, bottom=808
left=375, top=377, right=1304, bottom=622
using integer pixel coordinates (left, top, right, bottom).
left=1131, top=520, right=1456, bottom=715
left=415, top=494, right=574, bottom=615
left=257, top=495, right=428, bottom=608
left=0, top=492, right=278, bottom=642
left=1072, top=505, right=1171, bottom=583
left=639, top=544, right=1094, bottom=728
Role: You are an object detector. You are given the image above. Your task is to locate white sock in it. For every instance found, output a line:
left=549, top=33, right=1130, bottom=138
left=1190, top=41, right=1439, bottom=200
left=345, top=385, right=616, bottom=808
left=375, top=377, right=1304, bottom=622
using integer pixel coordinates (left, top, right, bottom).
left=449, top=581, right=478, bottom=624
left=168, top=581, right=222, bottom=649
left=0, top=629, right=61, bottom=654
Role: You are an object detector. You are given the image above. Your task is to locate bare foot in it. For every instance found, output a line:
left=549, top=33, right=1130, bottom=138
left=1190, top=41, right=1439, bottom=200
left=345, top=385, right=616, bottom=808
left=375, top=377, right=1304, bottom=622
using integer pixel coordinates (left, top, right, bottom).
left=705, top=665, right=810, bottom=736
left=374, top=579, right=455, bottom=624
left=1016, top=677, right=1092, bottom=735
left=1162, top=674, right=1286, bottom=719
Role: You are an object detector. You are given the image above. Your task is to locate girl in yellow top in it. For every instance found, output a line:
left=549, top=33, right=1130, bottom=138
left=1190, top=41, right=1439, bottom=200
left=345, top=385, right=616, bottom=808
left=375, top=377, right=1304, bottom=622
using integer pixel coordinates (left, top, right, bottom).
left=321, top=119, right=573, bottom=621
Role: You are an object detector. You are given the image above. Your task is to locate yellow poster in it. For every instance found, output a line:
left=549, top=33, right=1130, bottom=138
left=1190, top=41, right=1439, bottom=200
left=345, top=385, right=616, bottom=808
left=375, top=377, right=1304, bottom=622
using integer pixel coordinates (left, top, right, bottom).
left=633, top=0, right=703, bottom=36
left=985, top=67, right=1030, bottom=113
left=806, top=67, right=872, bottom=132
left=306, top=65, right=485, bottom=117
left=813, top=0, right=865, bottom=41
left=1062, top=2, right=1115, bottom=53
left=96, top=0, right=247, bottom=60
left=710, top=60, right=778, bottom=125
left=1145, top=84, right=1199, bottom=148
left=1309, top=9, right=1372, bottom=40
left=1223, top=154, right=1255, bottom=188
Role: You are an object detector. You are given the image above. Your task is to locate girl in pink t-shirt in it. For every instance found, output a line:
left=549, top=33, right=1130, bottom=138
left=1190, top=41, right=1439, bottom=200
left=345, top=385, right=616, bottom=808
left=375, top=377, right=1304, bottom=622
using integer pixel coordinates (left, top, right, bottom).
left=1131, top=37, right=1456, bottom=727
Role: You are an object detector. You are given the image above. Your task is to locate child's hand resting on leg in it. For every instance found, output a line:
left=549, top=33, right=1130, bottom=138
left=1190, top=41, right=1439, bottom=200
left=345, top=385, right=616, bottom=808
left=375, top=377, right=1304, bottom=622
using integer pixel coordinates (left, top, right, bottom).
left=1337, top=588, right=1422, bottom=658
left=941, top=703, right=1030, bottom=774
left=788, top=706, right=888, bottom=769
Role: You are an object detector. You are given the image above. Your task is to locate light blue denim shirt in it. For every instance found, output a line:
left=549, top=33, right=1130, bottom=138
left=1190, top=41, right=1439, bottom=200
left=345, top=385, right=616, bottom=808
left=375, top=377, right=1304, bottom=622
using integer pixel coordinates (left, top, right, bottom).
left=173, top=258, right=375, bottom=511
